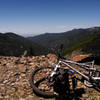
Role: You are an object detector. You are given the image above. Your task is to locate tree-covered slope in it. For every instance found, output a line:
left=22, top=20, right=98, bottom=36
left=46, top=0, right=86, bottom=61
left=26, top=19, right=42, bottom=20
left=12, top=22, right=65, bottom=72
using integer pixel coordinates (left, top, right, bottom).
left=61, top=28, right=100, bottom=57
left=0, top=32, right=49, bottom=56
left=82, top=33, right=100, bottom=57
left=28, top=27, right=100, bottom=56
left=28, top=29, right=91, bottom=49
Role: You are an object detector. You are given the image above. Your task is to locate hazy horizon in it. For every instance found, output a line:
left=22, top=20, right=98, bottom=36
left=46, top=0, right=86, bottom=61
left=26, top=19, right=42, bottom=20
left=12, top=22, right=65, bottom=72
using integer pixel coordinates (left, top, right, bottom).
left=1, top=26, right=100, bottom=37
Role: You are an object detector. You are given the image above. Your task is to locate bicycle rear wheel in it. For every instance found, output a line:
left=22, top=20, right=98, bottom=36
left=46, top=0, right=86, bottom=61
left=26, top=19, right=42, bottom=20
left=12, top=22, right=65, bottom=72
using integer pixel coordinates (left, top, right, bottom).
left=30, top=66, right=57, bottom=98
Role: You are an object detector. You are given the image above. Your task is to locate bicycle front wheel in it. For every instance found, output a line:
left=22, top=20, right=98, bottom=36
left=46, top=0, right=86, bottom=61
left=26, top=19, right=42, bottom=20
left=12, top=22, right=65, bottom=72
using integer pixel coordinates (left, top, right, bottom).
left=30, top=66, right=57, bottom=98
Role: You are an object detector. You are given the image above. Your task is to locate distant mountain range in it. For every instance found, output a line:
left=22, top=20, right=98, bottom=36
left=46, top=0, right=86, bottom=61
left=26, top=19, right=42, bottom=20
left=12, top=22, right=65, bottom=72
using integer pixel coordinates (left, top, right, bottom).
left=0, top=32, right=49, bottom=56
left=28, top=27, right=100, bottom=57
left=0, top=27, right=100, bottom=57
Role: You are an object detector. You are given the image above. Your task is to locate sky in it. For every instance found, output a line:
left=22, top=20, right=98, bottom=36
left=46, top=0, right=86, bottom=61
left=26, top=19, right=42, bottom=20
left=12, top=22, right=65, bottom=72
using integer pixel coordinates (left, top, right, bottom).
left=0, top=0, right=100, bottom=36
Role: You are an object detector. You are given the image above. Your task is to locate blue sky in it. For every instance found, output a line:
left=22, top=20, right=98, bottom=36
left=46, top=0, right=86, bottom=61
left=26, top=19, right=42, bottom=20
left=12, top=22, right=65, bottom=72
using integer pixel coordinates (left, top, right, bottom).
left=0, top=0, right=100, bottom=36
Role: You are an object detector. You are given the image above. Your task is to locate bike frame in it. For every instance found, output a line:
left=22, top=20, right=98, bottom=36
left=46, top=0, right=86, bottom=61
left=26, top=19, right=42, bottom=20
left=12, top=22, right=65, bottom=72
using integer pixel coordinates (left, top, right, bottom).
left=50, top=58, right=100, bottom=86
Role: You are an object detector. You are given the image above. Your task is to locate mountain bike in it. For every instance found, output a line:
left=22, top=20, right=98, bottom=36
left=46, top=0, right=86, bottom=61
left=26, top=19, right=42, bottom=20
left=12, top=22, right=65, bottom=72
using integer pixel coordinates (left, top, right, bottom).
left=30, top=45, right=100, bottom=98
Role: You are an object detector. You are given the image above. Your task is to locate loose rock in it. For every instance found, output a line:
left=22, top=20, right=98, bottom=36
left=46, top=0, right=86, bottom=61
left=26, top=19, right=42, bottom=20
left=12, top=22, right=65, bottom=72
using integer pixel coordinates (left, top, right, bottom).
left=0, top=55, right=100, bottom=100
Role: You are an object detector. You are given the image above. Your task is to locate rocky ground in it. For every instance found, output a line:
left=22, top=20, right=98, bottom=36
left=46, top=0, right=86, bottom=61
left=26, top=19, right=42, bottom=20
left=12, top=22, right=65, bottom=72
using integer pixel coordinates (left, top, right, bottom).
left=0, top=54, right=100, bottom=100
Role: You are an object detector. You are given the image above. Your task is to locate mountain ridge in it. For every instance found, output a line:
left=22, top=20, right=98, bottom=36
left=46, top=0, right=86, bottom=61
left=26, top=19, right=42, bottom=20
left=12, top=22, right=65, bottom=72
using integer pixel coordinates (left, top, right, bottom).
left=28, top=27, right=100, bottom=57
left=0, top=32, right=49, bottom=56
left=0, top=26, right=100, bottom=57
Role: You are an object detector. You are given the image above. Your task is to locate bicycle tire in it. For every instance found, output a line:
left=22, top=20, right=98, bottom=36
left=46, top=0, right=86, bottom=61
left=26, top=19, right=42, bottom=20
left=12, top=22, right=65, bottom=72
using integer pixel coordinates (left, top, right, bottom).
left=30, top=66, right=57, bottom=98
